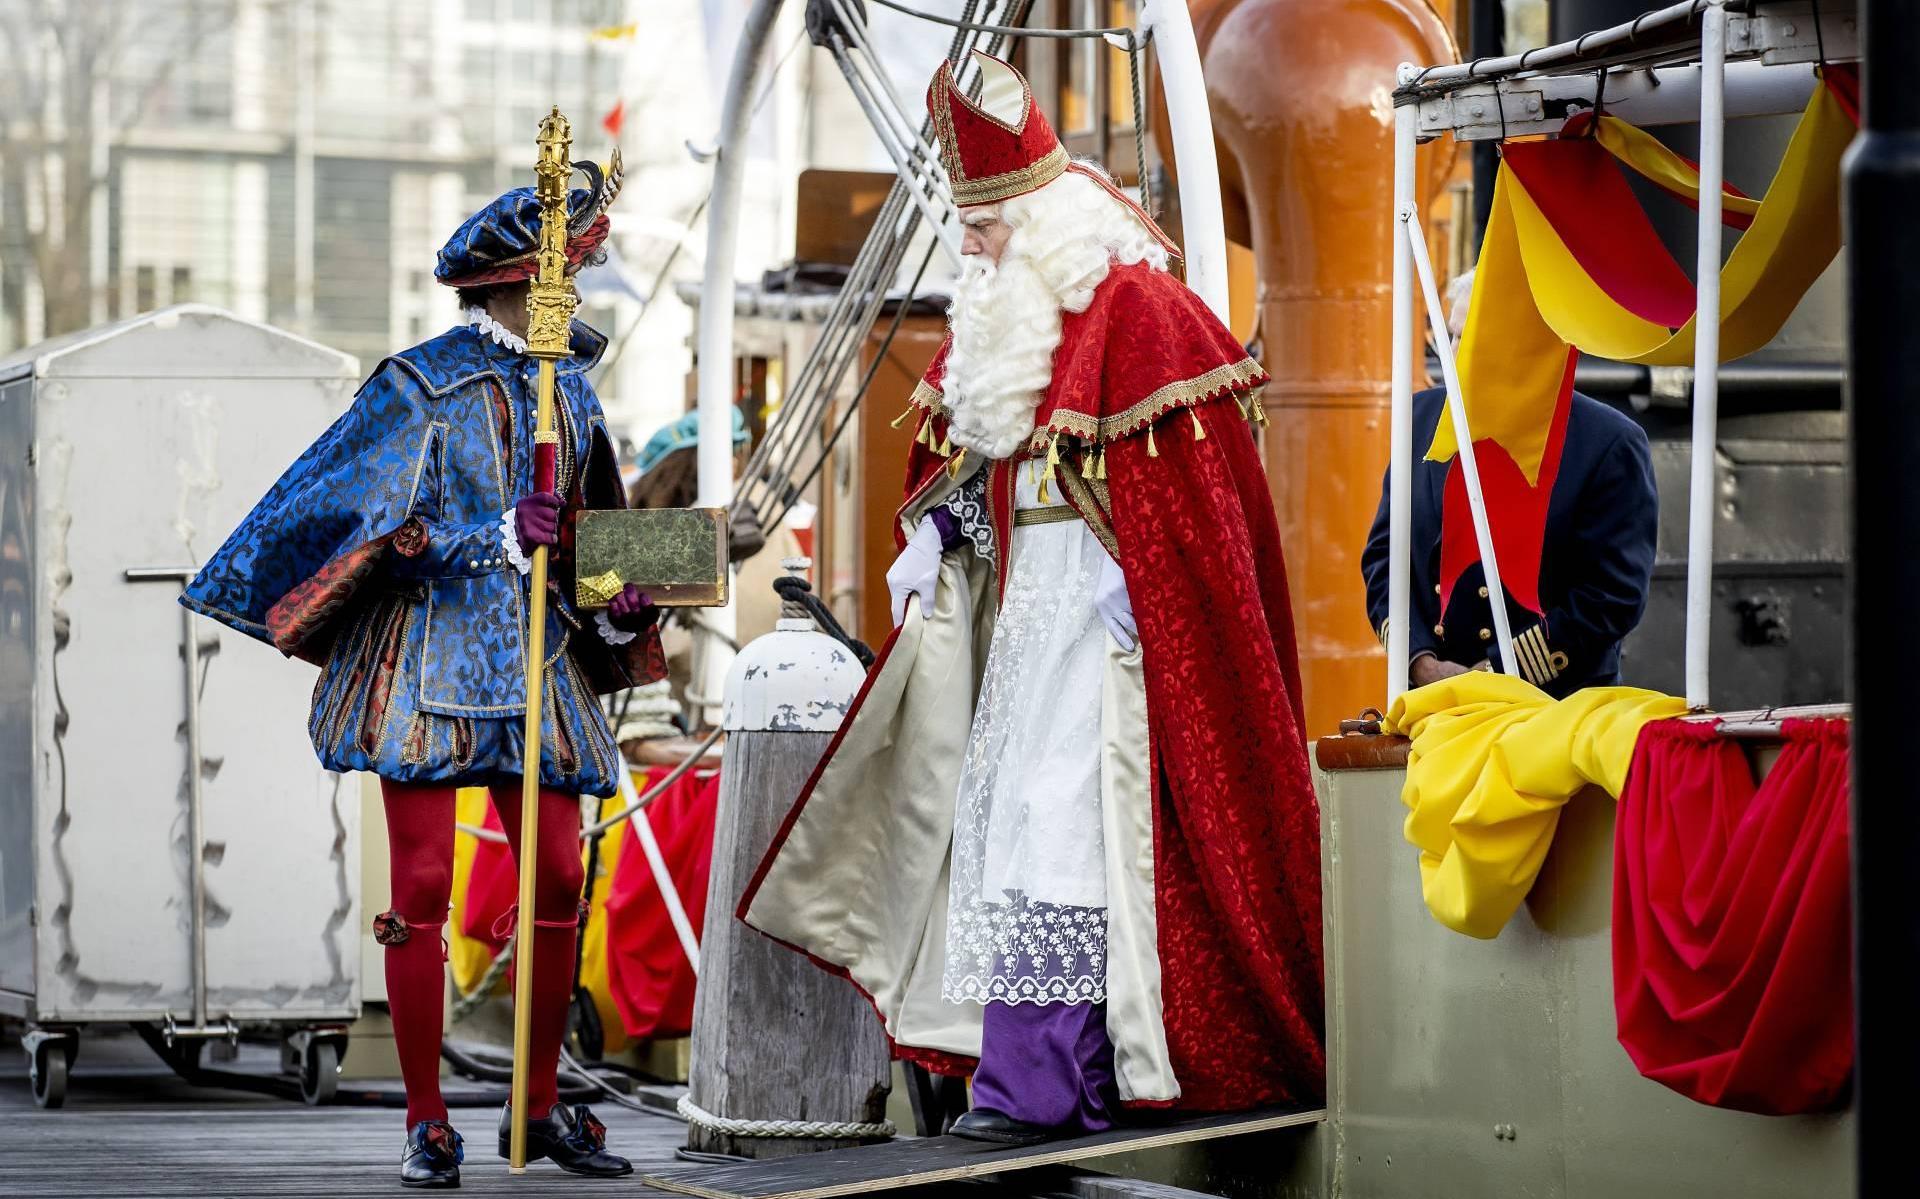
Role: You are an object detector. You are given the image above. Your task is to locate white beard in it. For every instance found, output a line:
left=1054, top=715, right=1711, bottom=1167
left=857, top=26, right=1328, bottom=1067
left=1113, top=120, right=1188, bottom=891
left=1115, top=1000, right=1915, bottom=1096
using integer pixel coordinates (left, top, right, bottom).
left=939, top=168, right=1170, bottom=461
left=940, top=252, right=1063, bottom=460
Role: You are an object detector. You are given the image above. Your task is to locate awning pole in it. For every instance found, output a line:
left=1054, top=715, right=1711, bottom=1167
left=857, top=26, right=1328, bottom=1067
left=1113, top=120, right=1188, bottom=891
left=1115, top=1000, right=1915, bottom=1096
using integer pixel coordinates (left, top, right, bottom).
left=1404, top=210, right=1518, bottom=678
left=1683, top=0, right=1727, bottom=711
left=698, top=0, right=785, bottom=510
left=1387, top=71, right=1417, bottom=705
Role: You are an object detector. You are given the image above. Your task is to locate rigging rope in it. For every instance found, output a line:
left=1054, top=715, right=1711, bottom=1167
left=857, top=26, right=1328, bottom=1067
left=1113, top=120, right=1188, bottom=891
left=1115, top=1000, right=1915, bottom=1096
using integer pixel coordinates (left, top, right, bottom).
left=865, top=0, right=1129, bottom=40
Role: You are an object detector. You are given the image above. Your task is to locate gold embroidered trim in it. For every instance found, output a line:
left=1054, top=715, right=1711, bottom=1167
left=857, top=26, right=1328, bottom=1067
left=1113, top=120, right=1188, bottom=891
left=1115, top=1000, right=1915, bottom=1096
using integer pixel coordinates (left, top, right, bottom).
left=949, top=144, right=1071, bottom=207
left=1012, top=504, right=1079, bottom=528
left=1026, top=357, right=1268, bottom=451
left=399, top=712, right=432, bottom=766
left=1056, top=466, right=1121, bottom=561
left=930, top=67, right=964, bottom=186
left=909, top=377, right=947, bottom=417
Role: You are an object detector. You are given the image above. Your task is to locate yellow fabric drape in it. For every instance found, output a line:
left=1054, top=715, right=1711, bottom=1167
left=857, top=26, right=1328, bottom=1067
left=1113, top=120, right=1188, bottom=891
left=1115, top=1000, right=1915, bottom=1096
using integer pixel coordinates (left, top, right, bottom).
left=447, top=784, right=634, bottom=1056
left=1385, top=673, right=1687, bottom=939
left=1431, top=82, right=1852, bottom=483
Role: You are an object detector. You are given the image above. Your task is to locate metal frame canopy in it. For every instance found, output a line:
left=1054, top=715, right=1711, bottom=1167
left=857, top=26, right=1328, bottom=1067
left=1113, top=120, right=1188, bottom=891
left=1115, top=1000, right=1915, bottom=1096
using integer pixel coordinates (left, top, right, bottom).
left=1384, top=0, right=1859, bottom=710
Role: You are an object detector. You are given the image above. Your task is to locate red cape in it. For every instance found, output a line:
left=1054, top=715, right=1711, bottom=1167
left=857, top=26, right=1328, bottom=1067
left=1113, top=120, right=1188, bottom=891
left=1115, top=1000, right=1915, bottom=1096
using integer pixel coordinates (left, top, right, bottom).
left=750, top=262, right=1324, bottom=1111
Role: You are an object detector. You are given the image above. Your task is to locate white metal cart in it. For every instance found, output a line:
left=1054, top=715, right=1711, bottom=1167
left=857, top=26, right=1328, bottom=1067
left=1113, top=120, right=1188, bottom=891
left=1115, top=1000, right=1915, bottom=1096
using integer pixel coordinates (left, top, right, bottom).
left=0, top=305, right=365, bottom=1106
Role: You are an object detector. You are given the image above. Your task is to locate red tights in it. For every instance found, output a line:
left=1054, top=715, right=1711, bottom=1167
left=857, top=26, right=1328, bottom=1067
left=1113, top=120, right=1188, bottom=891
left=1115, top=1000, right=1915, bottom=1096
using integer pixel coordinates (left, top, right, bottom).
left=380, top=779, right=584, bottom=1129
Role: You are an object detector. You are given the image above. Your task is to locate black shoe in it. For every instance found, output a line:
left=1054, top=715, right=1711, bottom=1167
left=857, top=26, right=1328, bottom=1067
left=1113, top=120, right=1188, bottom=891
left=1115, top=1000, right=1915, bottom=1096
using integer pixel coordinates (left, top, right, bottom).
left=401, top=1120, right=463, bottom=1189
left=949, top=1109, right=1060, bottom=1147
left=497, top=1102, right=633, bottom=1177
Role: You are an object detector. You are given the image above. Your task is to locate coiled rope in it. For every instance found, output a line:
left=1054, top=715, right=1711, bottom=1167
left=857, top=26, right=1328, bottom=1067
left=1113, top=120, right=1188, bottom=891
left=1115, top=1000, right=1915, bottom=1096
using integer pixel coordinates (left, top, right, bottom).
left=677, top=1094, right=896, bottom=1141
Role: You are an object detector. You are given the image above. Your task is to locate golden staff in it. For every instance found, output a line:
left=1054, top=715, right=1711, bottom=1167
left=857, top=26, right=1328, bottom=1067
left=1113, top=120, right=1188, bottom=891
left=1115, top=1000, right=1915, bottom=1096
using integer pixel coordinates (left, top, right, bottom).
left=508, top=105, right=578, bottom=1174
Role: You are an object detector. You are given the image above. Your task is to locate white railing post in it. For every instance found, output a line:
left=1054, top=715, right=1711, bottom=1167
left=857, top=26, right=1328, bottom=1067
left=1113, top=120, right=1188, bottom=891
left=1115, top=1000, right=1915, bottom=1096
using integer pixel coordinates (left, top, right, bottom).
left=1685, top=1, right=1728, bottom=710
left=698, top=0, right=784, bottom=511
left=1404, top=211, right=1519, bottom=679
left=1388, top=71, right=1417, bottom=705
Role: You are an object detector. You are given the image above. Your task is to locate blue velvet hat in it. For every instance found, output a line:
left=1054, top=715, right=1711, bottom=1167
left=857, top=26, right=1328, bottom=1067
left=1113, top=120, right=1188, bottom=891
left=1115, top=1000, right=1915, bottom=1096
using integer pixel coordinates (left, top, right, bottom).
left=435, top=154, right=622, bottom=288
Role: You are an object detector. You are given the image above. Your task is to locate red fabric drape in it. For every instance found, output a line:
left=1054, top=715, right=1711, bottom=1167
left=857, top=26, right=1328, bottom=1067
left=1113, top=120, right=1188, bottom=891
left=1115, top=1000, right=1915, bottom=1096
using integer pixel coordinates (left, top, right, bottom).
left=461, top=802, right=517, bottom=947
left=1612, top=717, right=1853, bottom=1114
left=1102, top=395, right=1324, bottom=1110
left=604, top=766, right=721, bottom=1041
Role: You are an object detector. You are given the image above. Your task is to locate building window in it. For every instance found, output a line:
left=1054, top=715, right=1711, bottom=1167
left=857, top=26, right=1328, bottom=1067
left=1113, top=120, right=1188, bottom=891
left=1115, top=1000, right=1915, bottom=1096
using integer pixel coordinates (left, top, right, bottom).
left=135, top=265, right=157, bottom=313
left=171, top=266, right=193, bottom=304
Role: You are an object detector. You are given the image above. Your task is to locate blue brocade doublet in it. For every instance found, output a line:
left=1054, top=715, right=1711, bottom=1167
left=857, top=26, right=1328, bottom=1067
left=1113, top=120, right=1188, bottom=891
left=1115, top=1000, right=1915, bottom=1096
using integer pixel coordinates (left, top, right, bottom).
left=182, top=320, right=664, bottom=797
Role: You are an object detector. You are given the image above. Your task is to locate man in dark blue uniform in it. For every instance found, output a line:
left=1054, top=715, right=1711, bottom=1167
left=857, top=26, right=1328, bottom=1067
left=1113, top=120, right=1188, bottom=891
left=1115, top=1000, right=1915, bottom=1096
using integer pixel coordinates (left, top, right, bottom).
left=1361, top=384, right=1659, bottom=698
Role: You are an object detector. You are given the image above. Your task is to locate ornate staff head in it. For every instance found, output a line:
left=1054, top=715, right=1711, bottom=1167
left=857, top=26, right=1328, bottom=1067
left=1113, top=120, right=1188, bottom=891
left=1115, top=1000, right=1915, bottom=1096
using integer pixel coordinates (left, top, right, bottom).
left=528, top=107, right=580, bottom=358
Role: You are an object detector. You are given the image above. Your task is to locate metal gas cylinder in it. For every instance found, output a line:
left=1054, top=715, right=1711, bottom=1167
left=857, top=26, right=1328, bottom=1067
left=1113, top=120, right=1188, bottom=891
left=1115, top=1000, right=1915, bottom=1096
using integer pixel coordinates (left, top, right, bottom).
left=720, top=558, right=867, bottom=733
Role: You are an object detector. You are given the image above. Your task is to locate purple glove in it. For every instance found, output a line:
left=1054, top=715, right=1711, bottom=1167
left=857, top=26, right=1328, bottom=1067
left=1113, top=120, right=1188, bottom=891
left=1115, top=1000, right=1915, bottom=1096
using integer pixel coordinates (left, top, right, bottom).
left=514, top=491, right=563, bottom=549
left=608, top=584, right=659, bottom=633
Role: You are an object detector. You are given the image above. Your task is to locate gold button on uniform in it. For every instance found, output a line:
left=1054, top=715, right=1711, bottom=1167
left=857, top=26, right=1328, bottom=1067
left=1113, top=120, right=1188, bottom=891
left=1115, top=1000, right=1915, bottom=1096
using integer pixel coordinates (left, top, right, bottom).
left=1434, top=623, right=1445, bottom=637
left=1434, top=583, right=1442, bottom=595
left=1479, top=586, right=1490, bottom=598
left=1479, top=628, right=1492, bottom=642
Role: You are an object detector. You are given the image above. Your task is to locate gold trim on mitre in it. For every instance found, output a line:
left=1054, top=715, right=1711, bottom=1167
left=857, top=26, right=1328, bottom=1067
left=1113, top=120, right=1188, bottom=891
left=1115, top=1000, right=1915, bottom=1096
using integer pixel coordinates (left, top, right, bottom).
left=949, top=144, right=1071, bottom=208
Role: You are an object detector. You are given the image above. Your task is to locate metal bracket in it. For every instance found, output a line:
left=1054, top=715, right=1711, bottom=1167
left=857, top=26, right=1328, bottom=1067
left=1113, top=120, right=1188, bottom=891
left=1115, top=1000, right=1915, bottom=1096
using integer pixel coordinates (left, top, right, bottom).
left=162, top=1013, right=239, bottom=1046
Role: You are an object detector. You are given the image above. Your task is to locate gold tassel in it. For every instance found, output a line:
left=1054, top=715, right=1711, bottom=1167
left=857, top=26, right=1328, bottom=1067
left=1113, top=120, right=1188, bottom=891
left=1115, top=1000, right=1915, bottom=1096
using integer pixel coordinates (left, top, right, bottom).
left=1190, top=409, right=1207, bottom=441
left=915, top=415, right=932, bottom=446
left=890, top=404, right=916, bottom=429
left=938, top=427, right=952, bottom=456
left=1248, top=396, right=1270, bottom=426
left=1146, top=425, right=1159, bottom=458
left=1039, top=432, right=1061, bottom=503
left=1095, top=444, right=1108, bottom=480
left=946, top=448, right=967, bottom=478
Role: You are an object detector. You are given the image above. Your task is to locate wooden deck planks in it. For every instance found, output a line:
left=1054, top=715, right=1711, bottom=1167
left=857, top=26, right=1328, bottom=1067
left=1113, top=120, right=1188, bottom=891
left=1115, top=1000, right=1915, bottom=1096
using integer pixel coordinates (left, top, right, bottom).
left=640, top=1108, right=1325, bottom=1199
left=0, top=1033, right=693, bottom=1197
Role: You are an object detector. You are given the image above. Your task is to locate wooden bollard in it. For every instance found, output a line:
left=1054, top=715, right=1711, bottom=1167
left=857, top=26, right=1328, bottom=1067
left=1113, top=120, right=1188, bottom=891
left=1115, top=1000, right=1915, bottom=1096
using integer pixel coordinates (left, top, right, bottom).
left=684, top=562, right=887, bottom=1159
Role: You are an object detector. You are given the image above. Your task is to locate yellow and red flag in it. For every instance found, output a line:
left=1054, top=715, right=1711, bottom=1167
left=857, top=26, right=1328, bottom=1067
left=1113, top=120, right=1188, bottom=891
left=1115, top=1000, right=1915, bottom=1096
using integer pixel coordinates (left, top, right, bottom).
left=1434, top=67, right=1857, bottom=617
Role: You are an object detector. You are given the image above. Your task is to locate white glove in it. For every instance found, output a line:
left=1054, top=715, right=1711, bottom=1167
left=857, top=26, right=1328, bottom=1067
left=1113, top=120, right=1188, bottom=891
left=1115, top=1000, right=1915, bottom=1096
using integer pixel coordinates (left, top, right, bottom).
left=1095, top=550, right=1137, bottom=651
left=887, top=516, right=944, bottom=627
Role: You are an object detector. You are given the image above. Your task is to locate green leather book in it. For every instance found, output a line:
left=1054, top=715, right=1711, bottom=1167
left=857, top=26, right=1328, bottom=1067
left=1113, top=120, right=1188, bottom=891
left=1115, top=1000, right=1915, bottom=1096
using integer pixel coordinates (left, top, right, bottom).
left=573, top=507, right=730, bottom=609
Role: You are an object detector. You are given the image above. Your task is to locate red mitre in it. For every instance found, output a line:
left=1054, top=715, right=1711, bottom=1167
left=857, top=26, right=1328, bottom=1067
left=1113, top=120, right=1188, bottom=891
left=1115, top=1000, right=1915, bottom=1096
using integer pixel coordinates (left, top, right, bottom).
left=928, top=52, right=1069, bottom=206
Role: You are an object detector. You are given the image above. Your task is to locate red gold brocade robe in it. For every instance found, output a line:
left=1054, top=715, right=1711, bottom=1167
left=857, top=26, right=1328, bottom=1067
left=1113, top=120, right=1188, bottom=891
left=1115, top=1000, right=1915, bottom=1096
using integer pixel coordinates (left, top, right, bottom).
left=740, top=261, right=1325, bottom=1111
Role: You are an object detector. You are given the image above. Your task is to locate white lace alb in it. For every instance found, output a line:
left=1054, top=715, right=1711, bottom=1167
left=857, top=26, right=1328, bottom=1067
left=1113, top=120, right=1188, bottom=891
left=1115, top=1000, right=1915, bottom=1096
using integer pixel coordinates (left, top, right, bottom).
left=942, top=462, right=1109, bottom=1006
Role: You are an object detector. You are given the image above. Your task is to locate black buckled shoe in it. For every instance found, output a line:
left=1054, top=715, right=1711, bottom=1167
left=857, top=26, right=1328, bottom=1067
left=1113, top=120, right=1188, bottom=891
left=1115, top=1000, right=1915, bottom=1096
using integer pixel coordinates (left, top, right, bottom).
left=949, top=1108, right=1059, bottom=1147
left=401, top=1120, right=463, bottom=1188
left=497, top=1102, right=633, bottom=1177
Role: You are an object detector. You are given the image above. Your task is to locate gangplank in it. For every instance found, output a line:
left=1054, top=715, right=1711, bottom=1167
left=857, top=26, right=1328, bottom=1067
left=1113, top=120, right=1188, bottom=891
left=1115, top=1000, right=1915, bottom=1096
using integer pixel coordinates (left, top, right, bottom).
left=642, top=1108, right=1322, bottom=1199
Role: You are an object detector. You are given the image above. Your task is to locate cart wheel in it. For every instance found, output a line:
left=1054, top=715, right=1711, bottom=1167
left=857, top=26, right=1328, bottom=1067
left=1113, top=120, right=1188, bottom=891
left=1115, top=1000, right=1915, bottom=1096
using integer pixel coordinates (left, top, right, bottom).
left=30, top=1043, right=68, bottom=1110
left=299, top=1040, right=339, bottom=1106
